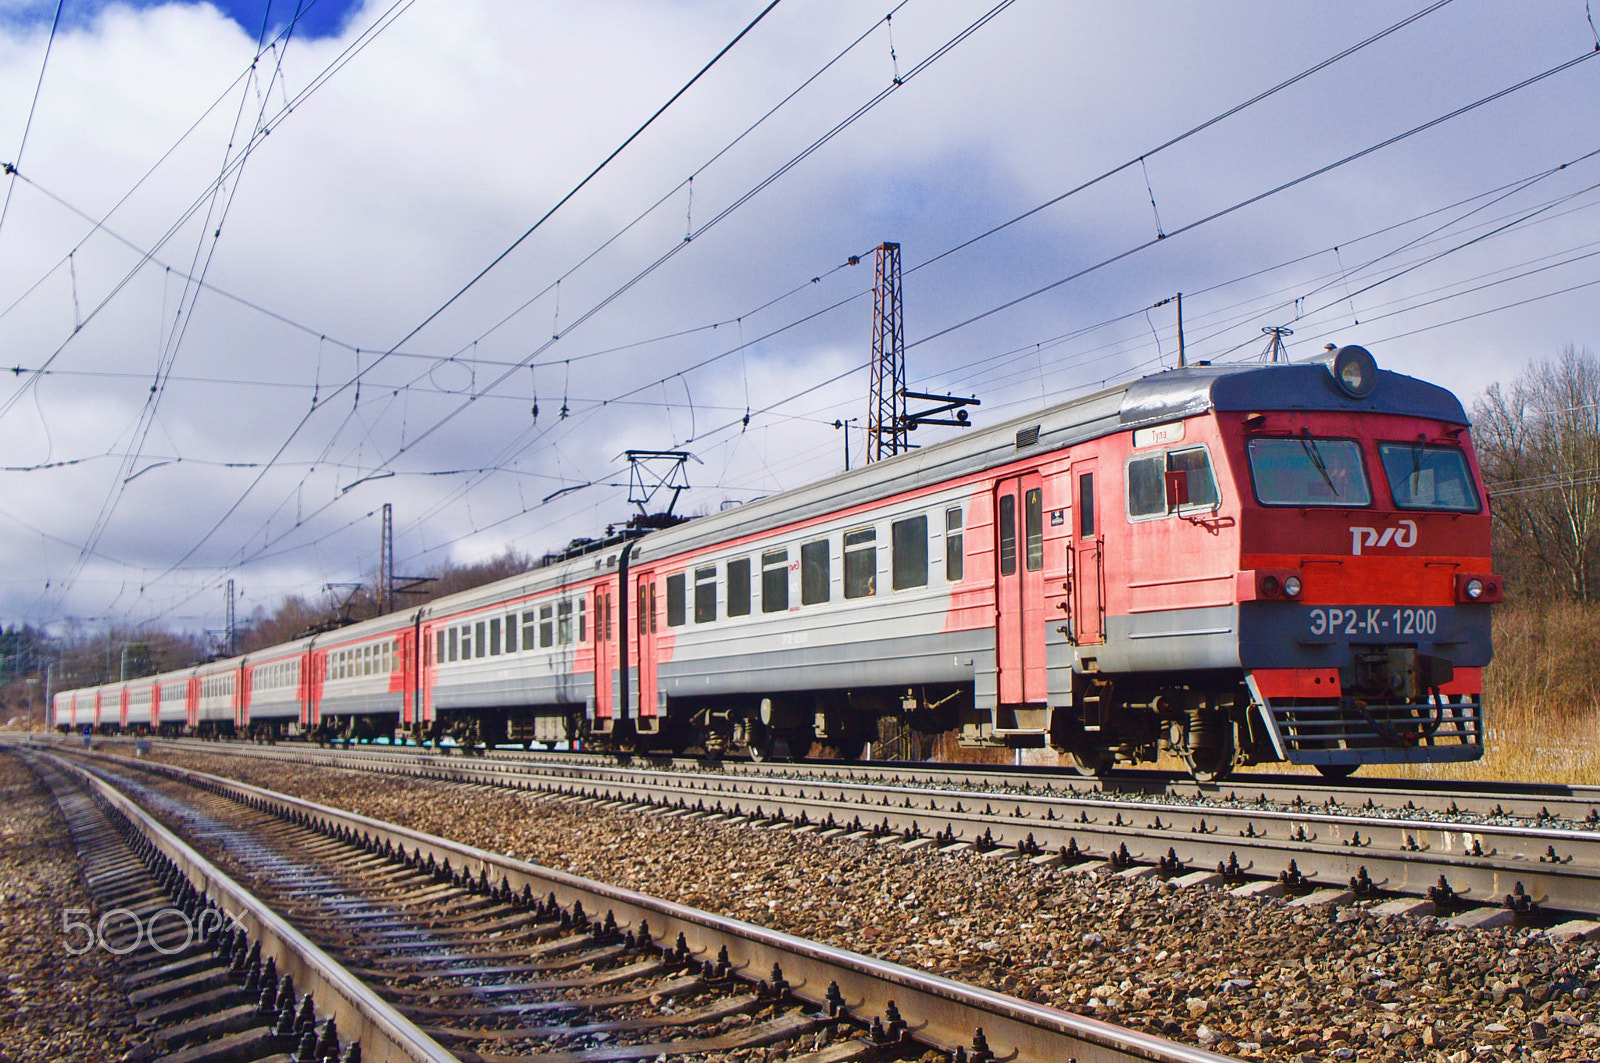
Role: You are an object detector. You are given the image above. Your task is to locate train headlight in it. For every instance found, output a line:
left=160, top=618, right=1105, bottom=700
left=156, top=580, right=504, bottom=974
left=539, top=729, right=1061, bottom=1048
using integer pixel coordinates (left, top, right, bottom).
left=1262, top=575, right=1280, bottom=597
left=1283, top=576, right=1303, bottom=598
left=1465, top=578, right=1483, bottom=600
left=1322, top=344, right=1378, bottom=399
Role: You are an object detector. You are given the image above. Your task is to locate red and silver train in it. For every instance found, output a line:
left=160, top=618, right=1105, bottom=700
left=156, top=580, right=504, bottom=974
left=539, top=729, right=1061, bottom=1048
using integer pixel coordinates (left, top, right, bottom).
left=54, top=345, right=1499, bottom=780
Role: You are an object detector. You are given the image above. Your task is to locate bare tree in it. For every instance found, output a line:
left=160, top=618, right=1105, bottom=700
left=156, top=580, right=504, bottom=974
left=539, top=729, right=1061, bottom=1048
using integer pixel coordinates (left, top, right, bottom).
left=1473, top=345, right=1600, bottom=601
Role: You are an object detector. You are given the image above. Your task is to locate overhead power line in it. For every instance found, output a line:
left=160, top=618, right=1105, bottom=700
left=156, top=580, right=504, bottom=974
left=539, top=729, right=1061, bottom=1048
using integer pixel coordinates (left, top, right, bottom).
left=0, top=0, right=65, bottom=246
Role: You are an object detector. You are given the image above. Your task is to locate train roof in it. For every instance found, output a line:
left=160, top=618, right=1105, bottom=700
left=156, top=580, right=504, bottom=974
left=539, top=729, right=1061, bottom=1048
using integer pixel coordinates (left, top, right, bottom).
left=1118, top=357, right=1468, bottom=429
left=632, top=349, right=1469, bottom=563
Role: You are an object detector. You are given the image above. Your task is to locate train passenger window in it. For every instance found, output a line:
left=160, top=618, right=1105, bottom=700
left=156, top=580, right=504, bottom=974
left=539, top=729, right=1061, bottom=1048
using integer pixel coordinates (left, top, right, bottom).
left=1247, top=437, right=1370, bottom=507
left=1170, top=448, right=1219, bottom=508
left=649, top=583, right=657, bottom=633
left=1079, top=473, right=1096, bottom=537
left=1127, top=456, right=1165, bottom=518
left=844, top=528, right=877, bottom=599
left=998, top=494, right=1017, bottom=576
left=762, top=550, right=789, bottom=612
left=489, top=618, right=502, bottom=656
left=1127, top=449, right=1218, bottom=519
left=801, top=540, right=830, bottom=605
left=605, top=591, right=612, bottom=639
left=1025, top=489, right=1044, bottom=571
left=579, top=598, right=587, bottom=642
left=892, top=515, right=928, bottom=590
left=505, top=616, right=518, bottom=653
left=726, top=558, right=751, bottom=617
left=558, top=601, right=573, bottom=644
left=695, top=566, right=717, bottom=623
left=666, top=574, right=686, bottom=627
left=945, top=508, right=964, bottom=581
left=539, top=605, right=554, bottom=648
left=475, top=621, right=487, bottom=658
left=522, top=610, right=536, bottom=649
left=1378, top=443, right=1480, bottom=512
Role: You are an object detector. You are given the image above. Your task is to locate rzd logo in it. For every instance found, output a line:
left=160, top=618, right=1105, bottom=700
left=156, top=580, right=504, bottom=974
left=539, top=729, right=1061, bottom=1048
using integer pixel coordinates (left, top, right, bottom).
left=1349, top=519, right=1417, bottom=556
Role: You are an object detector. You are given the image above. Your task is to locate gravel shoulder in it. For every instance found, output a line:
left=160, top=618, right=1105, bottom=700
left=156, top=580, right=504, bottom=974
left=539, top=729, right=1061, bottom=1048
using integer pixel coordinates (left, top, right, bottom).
left=0, top=751, right=137, bottom=1063
left=156, top=749, right=1600, bottom=1063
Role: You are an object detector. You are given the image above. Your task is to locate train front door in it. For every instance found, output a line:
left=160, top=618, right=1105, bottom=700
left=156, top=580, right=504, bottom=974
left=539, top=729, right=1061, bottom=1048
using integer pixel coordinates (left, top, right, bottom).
left=994, top=472, right=1047, bottom=704
left=1072, top=460, right=1105, bottom=644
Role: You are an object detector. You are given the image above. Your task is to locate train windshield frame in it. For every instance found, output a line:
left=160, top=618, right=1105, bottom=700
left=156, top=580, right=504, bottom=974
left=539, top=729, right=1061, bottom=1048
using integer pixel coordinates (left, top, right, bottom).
left=1246, top=436, right=1372, bottom=507
left=1377, top=441, right=1482, bottom=512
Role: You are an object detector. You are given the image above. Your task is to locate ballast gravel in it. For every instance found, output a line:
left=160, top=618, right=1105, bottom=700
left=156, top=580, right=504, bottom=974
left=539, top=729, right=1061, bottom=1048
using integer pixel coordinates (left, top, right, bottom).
left=0, top=750, right=140, bottom=1062
left=158, top=749, right=1600, bottom=1062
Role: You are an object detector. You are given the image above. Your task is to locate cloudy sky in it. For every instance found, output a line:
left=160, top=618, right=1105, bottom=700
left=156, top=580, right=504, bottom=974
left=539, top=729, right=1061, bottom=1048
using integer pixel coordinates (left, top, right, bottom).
left=2, top=0, right=1598, bottom=639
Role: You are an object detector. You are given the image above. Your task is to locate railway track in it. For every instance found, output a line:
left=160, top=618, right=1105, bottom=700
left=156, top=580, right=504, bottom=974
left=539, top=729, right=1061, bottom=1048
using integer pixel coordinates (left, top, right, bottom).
left=69, top=735, right=1600, bottom=924
left=14, top=747, right=453, bottom=1063
left=98, top=733, right=1600, bottom=826
left=21, top=740, right=1233, bottom=1063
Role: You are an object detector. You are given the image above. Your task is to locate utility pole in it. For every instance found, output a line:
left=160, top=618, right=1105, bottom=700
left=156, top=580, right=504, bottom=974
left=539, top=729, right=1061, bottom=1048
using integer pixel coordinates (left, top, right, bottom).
left=1153, top=292, right=1187, bottom=367
left=1176, top=291, right=1186, bottom=367
left=225, top=579, right=236, bottom=657
left=866, top=242, right=906, bottom=463
left=832, top=418, right=858, bottom=471
left=381, top=502, right=395, bottom=615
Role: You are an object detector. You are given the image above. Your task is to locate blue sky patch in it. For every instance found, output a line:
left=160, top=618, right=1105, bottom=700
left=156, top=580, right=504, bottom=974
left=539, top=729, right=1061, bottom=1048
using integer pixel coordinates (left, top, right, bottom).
left=6, top=0, right=361, bottom=41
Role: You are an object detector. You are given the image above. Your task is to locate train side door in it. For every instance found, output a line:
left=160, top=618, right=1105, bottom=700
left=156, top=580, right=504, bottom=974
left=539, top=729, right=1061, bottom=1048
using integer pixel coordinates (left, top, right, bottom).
left=994, top=471, right=1047, bottom=704
left=593, top=584, right=615, bottom=722
left=634, top=573, right=659, bottom=721
left=304, top=651, right=320, bottom=728
left=1072, top=460, right=1105, bottom=644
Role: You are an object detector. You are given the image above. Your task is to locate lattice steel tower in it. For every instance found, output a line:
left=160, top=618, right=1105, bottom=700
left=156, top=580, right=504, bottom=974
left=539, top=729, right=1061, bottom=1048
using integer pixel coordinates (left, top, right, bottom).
left=380, top=503, right=394, bottom=614
left=866, top=242, right=905, bottom=463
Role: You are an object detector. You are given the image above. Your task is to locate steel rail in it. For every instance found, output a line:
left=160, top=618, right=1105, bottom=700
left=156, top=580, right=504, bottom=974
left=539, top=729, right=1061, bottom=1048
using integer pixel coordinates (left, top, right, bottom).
left=36, top=749, right=459, bottom=1063
left=80, top=747, right=1234, bottom=1063
left=85, top=732, right=1600, bottom=824
left=76, top=736, right=1600, bottom=915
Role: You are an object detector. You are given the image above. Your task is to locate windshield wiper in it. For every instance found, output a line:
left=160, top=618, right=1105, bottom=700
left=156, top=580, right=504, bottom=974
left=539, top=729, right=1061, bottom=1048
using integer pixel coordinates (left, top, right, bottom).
left=1300, top=437, right=1338, bottom=498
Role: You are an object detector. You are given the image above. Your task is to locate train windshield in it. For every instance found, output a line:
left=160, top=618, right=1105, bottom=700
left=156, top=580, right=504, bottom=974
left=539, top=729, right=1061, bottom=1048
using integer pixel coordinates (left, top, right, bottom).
left=1246, top=437, right=1371, bottom=506
left=1378, top=442, right=1481, bottom=512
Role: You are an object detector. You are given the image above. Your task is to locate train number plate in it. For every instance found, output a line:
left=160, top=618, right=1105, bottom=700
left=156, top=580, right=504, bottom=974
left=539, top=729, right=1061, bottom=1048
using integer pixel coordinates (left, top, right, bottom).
left=1308, top=607, right=1438, bottom=637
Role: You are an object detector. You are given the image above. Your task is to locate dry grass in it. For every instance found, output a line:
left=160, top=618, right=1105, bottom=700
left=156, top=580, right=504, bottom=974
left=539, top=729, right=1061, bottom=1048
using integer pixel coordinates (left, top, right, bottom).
left=1050, top=601, right=1600, bottom=786
left=1363, top=601, right=1600, bottom=787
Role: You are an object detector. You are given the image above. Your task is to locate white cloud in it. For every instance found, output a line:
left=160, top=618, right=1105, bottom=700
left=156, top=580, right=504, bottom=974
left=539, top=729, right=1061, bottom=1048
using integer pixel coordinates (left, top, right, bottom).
left=2, top=0, right=1599, bottom=633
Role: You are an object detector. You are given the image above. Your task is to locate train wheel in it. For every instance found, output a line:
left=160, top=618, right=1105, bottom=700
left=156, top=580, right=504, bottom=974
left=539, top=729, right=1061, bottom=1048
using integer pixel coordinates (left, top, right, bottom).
left=1071, top=749, right=1114, bottom=777
left=1183, top=743, right=1239, bottom=784
left=779, top=728, right=816, bottom=761
left=833, top=731, right=872, bottom=761
left=746, top=723, right=775, bottom=763
left=1315, top=763, right=1359, bottom=780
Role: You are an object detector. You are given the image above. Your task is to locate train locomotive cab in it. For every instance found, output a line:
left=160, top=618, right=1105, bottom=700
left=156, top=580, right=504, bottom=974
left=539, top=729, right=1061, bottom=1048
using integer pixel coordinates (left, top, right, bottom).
left=1231, top=346, right=1497, bottom=777
left=1061, top=345, right=1497, bottom=780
